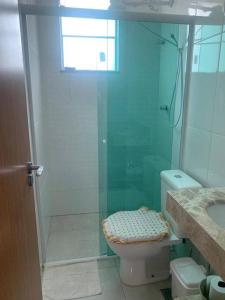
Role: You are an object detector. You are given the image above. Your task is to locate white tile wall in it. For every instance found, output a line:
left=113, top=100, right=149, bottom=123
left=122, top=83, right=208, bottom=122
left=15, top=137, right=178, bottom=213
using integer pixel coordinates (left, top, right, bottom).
left=212, top=74, right=225, bottom=136
left=37, top=16, right=100, bottom=216
left=187, top=73, right=217, bottom=131
left=183, top=25, right=225, bottom=187
left=208, top=134, right=225, bottom=186
left=47, top=188, right=99, bottom=215
left=183, top=126, right=211, bottom=183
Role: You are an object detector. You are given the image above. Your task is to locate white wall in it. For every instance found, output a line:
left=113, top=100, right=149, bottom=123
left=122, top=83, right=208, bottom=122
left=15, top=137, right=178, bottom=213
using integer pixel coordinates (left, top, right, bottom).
left=38, top=16, right=100, bottom=216
left=171, top=25, right=188, bottom=169
left=183, top=25, right=225, bottom=187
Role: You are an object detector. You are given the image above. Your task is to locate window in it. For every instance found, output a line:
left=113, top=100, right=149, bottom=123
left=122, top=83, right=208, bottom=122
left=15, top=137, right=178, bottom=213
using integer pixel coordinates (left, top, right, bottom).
left=60, top=0, right=118, bottom=71
left=192, top=25, right=223, bottom=73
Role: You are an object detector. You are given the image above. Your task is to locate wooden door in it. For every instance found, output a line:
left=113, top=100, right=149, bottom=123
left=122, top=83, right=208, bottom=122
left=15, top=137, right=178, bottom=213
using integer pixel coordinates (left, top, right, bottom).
left=0, top=1, right=43, bottom=300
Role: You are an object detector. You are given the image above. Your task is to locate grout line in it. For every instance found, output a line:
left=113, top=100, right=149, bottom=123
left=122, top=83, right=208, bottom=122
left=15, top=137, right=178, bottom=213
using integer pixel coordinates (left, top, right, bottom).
left=44, top=255, right=117, bottom=267
left=49, top=211, right=101, bottom=217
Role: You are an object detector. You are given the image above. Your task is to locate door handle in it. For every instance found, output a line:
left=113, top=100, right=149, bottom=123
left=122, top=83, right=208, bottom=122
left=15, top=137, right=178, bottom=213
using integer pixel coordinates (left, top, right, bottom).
left=27, top=162, right=44, bottom=186
left=27, top=162, right=44, bottom=176
left=36, top=166, right=44, bottom=176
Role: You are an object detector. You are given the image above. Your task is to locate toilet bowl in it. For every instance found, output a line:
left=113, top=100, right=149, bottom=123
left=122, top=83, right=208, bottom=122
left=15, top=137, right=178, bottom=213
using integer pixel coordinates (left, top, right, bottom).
left=103, top=170, right=202, bottom=286
left=108, top=233, right=180, bottom=285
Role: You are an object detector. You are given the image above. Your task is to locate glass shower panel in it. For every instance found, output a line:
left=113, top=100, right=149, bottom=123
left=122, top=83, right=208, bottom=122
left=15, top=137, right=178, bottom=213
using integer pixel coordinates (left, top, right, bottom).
left=98, top=21, right=184, bottom=255
left=107, top=21, right=161, bottom=215
left=98, top=76, right=108, bottom=256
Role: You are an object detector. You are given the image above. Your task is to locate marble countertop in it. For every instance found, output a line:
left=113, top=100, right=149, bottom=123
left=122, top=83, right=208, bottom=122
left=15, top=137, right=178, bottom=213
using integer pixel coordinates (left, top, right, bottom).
left=167, top=187, right=225, bottom=281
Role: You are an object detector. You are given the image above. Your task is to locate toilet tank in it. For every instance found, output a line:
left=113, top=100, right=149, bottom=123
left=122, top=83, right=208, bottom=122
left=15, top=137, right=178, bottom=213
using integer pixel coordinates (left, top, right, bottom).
left=160, top=170, right=202, bottom=238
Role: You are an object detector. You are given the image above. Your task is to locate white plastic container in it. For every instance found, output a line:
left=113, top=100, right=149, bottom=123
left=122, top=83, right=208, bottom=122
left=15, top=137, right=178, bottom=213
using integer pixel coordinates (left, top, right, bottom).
left=171, top=257, right=206, bottom=298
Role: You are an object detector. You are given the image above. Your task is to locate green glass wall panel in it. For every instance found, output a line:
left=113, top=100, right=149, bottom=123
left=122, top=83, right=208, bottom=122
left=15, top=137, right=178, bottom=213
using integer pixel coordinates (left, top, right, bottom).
left=107, top=21, right=161, bottom=217
left=98, top=76, right=108, bottom=256
left=98, top=21, right=183, bottom=255
left=154, top=23, right=180, bottom=210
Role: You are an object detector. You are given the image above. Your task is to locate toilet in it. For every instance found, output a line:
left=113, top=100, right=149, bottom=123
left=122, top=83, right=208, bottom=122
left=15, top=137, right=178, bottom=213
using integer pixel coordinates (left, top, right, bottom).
left=103, top=170, right=202, bottom=286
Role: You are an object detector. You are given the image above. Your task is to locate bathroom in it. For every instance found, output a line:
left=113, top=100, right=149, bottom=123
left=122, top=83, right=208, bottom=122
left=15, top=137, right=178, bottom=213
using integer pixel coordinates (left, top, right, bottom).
left=24, top=0, right=225, bottom=299
left=1, top=0, right=225, bottom=300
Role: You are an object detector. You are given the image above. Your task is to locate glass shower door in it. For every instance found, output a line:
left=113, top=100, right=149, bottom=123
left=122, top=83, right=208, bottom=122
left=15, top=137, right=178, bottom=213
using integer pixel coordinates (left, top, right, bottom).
left=98, top=20, right=187, bottom=256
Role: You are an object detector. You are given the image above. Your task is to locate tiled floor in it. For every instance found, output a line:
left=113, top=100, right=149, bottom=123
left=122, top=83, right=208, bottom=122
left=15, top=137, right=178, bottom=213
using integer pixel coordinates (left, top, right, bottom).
left=45, top=215, right=171, bottom=299
left=42, top=260, right=101, bottom=300
left=84, top=258, right=171, bottom=300
left=46, top=213, right=100, bottom=262
left=42, top=258, right=171, bottom=300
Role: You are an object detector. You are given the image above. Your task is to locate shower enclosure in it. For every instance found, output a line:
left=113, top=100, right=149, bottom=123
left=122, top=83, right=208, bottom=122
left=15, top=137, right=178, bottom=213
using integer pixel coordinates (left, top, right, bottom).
left=98, top=21, right=188, bottom=255
left=24, top=10, right=188, bottom=263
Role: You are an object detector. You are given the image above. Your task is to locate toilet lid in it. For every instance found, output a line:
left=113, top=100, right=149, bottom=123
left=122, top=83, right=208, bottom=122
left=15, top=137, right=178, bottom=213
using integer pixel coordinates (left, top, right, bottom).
left=103, top=207, right=170, bottom=244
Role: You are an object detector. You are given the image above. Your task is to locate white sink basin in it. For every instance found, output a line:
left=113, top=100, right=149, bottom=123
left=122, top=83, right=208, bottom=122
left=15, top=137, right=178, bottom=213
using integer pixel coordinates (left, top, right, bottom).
left=207, top=203, right=225, bottom=229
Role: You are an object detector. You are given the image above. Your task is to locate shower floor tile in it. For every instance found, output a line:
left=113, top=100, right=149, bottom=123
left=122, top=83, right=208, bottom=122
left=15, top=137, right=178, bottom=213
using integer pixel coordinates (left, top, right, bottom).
left=46, top=213, right=100, bottom=262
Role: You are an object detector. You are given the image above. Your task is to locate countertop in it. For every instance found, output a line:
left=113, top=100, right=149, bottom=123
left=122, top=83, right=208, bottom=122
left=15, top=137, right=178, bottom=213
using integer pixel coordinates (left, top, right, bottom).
left=167, top=187, right=225, bottom=281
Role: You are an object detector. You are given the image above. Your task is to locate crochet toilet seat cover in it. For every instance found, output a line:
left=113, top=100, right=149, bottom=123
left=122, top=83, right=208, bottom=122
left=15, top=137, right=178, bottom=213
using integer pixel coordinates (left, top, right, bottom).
left=103, top=208, right=170, bottom=244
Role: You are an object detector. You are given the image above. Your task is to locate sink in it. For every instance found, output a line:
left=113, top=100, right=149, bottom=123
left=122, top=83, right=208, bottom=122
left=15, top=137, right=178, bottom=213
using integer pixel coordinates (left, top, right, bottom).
left=207, top=202, right=225, bottom=229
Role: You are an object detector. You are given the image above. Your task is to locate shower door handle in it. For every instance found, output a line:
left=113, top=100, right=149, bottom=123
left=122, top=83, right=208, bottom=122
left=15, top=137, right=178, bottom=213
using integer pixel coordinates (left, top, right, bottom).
left=27, top=162, right=44, bottom=186
left=36, top=165, right=44, bottom=176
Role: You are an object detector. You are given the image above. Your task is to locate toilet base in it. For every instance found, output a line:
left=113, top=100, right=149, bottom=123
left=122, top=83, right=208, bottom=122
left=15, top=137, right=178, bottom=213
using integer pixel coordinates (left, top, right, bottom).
left=119, top=247, right=170, bottom=286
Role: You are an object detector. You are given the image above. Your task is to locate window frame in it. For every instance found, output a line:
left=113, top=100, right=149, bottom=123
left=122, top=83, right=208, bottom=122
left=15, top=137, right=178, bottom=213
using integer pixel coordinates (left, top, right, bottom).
left=59, top=17, right=119, bottom=73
